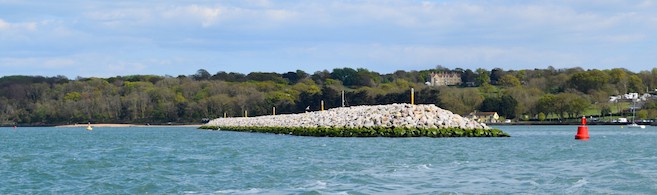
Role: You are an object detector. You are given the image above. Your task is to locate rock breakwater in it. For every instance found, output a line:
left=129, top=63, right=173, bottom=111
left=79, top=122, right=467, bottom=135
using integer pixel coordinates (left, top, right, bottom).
left=206, top=104, right=490, bottom=129
left=202, top=104, right=510, bottom=137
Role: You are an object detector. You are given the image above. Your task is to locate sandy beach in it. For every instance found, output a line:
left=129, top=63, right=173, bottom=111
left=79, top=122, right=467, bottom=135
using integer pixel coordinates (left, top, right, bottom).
left=55, top=124, right=203, bottom=128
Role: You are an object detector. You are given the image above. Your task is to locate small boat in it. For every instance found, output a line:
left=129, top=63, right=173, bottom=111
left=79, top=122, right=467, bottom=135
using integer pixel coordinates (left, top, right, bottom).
left=86, top=123, right=93, bottom=131
left=626, top=100, right=646, bottom=129
left=627, top=123, right=646, bottom=129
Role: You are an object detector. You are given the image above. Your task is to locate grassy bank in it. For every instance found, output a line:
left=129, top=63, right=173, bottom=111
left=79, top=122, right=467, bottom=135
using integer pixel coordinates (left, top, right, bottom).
left=199, top=126, right=510, bottom=138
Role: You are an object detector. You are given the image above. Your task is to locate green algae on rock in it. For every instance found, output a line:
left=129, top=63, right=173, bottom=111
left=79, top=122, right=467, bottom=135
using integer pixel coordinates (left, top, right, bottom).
left=199, top=125, right=509, bottom=137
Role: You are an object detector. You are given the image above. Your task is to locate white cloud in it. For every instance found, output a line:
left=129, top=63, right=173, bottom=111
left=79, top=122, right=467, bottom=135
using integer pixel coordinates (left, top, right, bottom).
left=161, top=4, right=223, bottom=27
left=81, top=3, right=298, bottom=29
left=0, top=18, right=37, bottom=31
left=264, top=9, right=296, bottom=21
left=593, top=34, right=647, bottom=43
left=85, top=8, right=153, bottom=28
left=43, top=58, right=76, bottom=68
left=74, top=1, right=653, bottom=41
left=3, top=0, right=657, bottom=77
left=244, top=0, right=272, bottom=7
left=107, top=62, right=147, bottom=74
left=0, top=19, right=7, bottom=29
left=0, top=54, right=149, bottom=77
left=639, top=0, right=654, bottom=8
left=275, top=42, right=585, bottom=73
left=160, top=4, right=297, bottom=28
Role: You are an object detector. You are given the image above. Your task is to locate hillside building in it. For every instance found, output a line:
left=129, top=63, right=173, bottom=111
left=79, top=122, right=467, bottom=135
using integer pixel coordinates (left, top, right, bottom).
left=430, top=73, right=462, bottom=86
left=467, top=111, right=500, bottom=123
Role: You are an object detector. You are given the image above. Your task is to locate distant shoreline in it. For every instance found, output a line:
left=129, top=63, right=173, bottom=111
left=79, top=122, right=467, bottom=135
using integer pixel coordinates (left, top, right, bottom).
left=55, top=123, right=203, bottom=128
left=4, top=122, right=654, bottom=128
left=491, top=122, right=655, bottom=126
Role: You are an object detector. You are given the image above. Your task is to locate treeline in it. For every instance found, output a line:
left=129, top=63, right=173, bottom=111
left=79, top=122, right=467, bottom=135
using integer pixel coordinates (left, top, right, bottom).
left=1, top=66, right=657, bottom=125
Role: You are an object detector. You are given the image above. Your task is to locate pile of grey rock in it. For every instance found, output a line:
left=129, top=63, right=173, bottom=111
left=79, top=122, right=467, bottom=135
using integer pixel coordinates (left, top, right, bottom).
left=206, top=104, right=489, bottom=129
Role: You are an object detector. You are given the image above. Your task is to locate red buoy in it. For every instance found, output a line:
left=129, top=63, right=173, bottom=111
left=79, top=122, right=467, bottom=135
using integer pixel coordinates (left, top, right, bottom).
left=575, top=117, right=589, bottom=140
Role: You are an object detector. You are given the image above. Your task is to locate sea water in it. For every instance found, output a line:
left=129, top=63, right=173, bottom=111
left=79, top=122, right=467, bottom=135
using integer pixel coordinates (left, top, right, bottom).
left=1, top=126, right=657, bottom=194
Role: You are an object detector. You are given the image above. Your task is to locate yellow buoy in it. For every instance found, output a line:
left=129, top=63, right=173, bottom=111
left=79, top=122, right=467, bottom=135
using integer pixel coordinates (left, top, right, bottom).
left=86, top=123, right=93, bottom=131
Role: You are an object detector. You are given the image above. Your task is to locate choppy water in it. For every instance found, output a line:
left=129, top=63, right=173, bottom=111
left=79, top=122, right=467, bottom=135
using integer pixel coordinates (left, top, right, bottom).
left=1, top=126, right=657, bottom=194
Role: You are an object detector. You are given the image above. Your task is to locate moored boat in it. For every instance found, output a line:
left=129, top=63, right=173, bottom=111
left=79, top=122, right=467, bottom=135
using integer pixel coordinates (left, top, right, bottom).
left=627, top=100, right=646, bottom=129
left=627, top=123, right=646, bottom=129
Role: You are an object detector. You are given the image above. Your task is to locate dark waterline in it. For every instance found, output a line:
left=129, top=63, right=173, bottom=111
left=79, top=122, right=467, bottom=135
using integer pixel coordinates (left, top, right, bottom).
left=1, top=126, right=657, bottom=194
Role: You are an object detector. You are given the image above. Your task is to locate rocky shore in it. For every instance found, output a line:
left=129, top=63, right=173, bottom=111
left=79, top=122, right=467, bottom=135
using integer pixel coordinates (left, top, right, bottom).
left=206, top=104, right=490, bottom=129
left=202, top=104, right=510, bottom=137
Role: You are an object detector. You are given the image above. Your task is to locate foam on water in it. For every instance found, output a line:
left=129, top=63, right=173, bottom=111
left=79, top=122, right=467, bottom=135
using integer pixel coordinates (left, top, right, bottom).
left=214, top=188, right=262, bottom=194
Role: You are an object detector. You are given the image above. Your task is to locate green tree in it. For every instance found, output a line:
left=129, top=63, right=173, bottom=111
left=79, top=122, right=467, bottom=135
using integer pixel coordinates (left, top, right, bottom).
left=356, top=68, right=381, bottom=87
left=479, top=95, right=517, bottom=119
left=439, top=87, right=483, bottom=115
left=498, top=74, right=521, bottom=87
left=330, top=68, right=359, bottom=86
left=475, top=68, right=491, bottom=86
left=499, top=95, right=518, bottom=118
left=627, top=75, right=645, bottom=93
left=536, top=94, right=557, bottom=119
left=600, top=105, right=612, bottom=117
left=490, top=68, right=504, bottom=85
left=282, top=70, right=308, bottom=84
left=479, top=97, right=500, bottom=113
left=246, top=72, right=287, bottom=83
left=460, top=69, right=476, bottom=87
left=192, top=69, right=211, bottom=80
left=569, top=70, right=610, bottom=93
left=648, top=109, right=657, bottom=120
left=64, top=92, right=81, bottom=101
left=211, top=71, right=246, bottom=82
left=565, top=94, right=589, bottom=118
left=608, top=68, right=629, bottom=94
left=637, top=110, right=648, bottom=120
left=1, top=67, right=653, bottom=125
left=504, top=87, right=543, bottom=117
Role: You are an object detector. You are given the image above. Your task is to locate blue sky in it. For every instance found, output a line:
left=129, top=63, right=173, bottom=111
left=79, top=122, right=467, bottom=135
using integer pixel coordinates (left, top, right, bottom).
left=1, top=0, right=655, bottom=78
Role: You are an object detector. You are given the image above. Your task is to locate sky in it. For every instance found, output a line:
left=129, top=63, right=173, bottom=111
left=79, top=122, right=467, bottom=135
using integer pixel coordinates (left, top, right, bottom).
left=1, top=0, right=656, bottom=78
